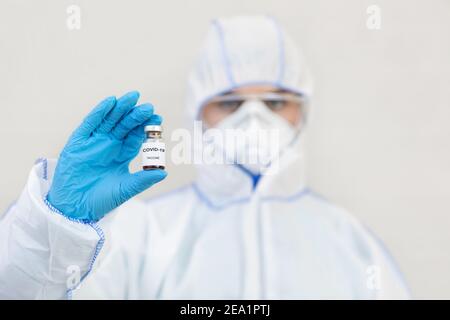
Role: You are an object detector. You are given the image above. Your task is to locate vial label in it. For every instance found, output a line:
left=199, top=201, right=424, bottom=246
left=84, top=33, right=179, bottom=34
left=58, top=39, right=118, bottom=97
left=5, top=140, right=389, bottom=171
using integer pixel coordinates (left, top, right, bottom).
left=141, top=141, right=166, bottom=168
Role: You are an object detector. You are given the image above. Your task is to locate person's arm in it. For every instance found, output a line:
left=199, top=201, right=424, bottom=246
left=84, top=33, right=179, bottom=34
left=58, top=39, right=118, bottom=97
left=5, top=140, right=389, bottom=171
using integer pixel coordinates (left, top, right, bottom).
left=362, top=227, right=411, bottom=299
left=338, top=209, right=411, bottom=299
left=0, top=92, right=166, bottom=299
left=0, top=159, right=103, bottom=299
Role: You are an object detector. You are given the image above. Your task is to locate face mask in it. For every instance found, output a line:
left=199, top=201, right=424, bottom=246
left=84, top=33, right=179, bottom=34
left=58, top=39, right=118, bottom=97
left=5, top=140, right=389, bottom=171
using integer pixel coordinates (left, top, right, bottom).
left=206, top=99, right=299, bottom=174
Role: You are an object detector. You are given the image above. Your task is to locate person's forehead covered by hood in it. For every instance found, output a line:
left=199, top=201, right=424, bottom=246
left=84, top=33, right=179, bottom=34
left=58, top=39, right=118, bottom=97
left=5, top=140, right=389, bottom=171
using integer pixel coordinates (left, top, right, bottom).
left=186, top=15, right=314, bottom=122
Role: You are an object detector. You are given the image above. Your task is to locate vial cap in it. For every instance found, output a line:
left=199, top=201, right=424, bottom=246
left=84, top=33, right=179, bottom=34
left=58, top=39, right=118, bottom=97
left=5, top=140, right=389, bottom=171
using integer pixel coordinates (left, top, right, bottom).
left=144, top=125, right=163, bottom=132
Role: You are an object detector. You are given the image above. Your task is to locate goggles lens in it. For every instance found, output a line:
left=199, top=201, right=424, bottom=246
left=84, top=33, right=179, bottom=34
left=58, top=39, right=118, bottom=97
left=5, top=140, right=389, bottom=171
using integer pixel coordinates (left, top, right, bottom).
left=208, top=93, right=304, bottom=114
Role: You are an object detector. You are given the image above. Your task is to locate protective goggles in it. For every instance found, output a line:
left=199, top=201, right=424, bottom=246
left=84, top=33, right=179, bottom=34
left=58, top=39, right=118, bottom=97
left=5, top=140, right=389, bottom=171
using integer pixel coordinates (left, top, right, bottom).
left=206, top=92, right=306, bottom=114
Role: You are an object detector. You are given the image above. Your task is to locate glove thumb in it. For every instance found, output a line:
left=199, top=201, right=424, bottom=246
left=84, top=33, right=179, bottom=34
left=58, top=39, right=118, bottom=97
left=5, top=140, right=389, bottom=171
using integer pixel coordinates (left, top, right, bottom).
left=119, top=170, right=167, bottom=201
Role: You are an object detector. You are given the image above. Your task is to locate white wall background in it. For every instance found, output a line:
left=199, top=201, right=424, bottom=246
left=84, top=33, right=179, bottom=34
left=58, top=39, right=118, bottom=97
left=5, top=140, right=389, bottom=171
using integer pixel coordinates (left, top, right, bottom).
left=1, top=0, right=449, bottom=299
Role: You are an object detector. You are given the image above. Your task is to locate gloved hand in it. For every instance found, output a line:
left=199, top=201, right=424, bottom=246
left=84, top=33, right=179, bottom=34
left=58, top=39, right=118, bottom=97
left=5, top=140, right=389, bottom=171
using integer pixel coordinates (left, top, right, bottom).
left=47, top=91, right=167, bottom=221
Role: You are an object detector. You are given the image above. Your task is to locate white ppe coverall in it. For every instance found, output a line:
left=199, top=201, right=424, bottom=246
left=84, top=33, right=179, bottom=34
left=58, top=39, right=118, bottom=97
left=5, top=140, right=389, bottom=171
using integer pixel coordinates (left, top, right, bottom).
left=0, top=16, right=409, bottom=299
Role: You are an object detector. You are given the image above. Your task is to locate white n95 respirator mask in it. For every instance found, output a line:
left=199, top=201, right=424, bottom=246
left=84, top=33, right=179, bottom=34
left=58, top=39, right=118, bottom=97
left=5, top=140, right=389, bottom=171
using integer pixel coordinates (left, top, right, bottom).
left=204, top=99, right=299, bottom=174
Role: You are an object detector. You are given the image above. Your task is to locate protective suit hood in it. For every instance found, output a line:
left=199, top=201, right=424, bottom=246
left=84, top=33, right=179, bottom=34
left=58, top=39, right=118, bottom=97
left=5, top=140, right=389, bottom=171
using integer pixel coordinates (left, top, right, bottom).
left=187, top=15, right=313, bottom=203
left=186, top=15, right=313, bottom=120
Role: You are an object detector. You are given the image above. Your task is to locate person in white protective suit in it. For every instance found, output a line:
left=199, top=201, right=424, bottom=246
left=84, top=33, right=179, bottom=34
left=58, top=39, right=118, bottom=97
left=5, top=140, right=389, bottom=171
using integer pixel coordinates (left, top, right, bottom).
left=0, top=16, right=410, bottom=299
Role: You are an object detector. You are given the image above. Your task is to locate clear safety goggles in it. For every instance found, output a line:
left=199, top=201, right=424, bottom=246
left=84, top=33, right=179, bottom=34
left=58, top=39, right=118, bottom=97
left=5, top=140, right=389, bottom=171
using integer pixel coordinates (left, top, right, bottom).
left=206, top=92, right=306, bottom=114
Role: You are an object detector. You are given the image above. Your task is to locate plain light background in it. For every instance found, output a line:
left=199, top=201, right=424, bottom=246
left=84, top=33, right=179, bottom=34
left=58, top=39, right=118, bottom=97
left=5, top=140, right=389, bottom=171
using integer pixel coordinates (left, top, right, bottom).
left=1, top=0, right=449, bottom=299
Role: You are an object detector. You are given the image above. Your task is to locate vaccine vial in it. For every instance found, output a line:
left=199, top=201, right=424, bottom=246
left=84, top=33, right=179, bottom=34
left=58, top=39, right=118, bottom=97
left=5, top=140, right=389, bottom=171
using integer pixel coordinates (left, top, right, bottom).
left=141, top=125, right=166, bottom=170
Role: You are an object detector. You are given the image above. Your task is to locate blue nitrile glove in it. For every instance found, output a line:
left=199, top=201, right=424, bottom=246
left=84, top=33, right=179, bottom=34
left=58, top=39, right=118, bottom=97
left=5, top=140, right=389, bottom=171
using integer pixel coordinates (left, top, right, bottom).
left=47, top=91, right=167, bottom=221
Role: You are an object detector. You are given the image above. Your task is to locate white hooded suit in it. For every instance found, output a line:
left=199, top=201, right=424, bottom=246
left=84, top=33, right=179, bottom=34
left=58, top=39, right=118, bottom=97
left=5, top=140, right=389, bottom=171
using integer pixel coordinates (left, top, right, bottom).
left=0, top=16, right=409, bottom=299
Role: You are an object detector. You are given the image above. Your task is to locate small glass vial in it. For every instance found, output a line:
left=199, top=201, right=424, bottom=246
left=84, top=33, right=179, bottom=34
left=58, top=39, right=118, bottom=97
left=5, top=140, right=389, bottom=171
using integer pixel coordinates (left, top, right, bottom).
left=141, top=125, right=166, bottom=170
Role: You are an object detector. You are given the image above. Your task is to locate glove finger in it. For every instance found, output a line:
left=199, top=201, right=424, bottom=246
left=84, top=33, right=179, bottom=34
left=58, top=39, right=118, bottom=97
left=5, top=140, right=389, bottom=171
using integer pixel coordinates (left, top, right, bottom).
left=118, top=169, right=167, bottom=202
left=111, top=103, right=154, bottom=140
left=97, top=91, right=140, bottom=133
left=121, top=114, right=163, bottom=158
left=72, top=96, right=116, bottom=139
